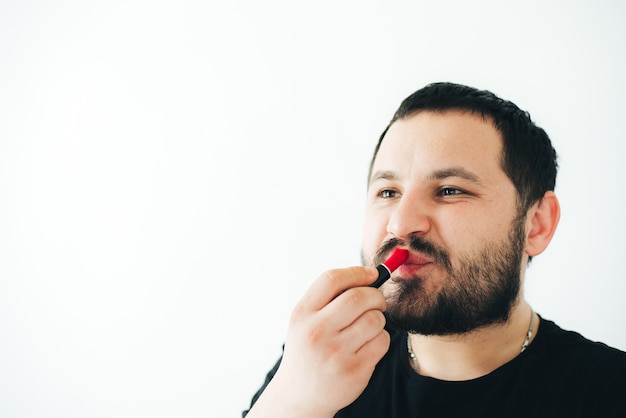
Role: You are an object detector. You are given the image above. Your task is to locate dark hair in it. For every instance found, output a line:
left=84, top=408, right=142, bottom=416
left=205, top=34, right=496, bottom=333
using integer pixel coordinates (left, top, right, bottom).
left=369, top=82, right=558, bottom=213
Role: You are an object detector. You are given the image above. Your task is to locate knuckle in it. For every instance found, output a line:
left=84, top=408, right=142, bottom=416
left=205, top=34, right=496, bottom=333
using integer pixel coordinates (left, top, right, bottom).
left=363, top=332, right=390, bottom=367
left=319, top=266, right=367, bottom=290
left=380, top=329, right=391, bottom=347
left=303, top=322, right=326, bottom=347
left=365, top=309, right=386, bottom=329
left=344, top=288, right=364, bottom=307
left=320, top=269, right=344, bottom=288
left=289, top=302, right=307, bottom=323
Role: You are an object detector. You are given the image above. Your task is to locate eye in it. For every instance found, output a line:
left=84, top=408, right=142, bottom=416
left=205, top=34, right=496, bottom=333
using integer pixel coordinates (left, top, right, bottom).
left=377, top=189, right=399, bottom=199
left=438, top=187, right=465, bottom=197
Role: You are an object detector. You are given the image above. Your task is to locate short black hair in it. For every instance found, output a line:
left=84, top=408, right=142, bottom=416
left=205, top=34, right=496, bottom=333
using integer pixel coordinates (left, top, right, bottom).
left=369, top=82, right=558, bottom=212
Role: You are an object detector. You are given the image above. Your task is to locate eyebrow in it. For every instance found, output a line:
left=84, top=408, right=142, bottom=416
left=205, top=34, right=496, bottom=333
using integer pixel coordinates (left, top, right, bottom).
left=368, top=170, right=398, bottom=186
left=428, top=167, right=482, bottom=184
left=369, top=167, right=483, bottom=186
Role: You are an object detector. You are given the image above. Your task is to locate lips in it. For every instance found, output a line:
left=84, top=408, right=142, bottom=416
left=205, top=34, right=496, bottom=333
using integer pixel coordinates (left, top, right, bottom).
left=392, top=250, right=435, bottom=277
left=404, top=251, right=434, bottom=266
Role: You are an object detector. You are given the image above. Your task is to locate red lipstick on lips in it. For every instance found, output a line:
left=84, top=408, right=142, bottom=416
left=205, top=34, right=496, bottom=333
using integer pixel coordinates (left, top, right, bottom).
left=369, top=248, right=410, bottom=288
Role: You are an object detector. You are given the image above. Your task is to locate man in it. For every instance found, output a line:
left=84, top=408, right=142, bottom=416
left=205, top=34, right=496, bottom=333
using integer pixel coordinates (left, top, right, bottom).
left=243, top=82, right=626, bottom=417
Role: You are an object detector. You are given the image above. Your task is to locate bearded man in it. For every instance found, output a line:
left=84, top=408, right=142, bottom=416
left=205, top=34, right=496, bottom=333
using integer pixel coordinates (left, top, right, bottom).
left=243, top=82, right=626, bottom=418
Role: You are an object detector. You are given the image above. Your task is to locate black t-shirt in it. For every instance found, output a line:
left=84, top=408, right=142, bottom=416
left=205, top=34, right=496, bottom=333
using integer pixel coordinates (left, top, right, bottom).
left=244, top=317, right=626, bottom=417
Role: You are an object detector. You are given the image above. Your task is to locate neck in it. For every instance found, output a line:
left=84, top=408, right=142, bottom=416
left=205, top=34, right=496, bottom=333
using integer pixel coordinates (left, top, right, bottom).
left=407, top=300, right=538, bottom=381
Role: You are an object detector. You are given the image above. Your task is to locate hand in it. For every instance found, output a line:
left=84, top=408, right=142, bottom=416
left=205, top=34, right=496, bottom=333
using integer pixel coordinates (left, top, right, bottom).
left=247, top=266, right=390, bottom=418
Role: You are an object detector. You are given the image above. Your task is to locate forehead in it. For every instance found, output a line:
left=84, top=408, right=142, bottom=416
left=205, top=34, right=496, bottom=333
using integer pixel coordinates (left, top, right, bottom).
left=371, top=110, right=506, bottom=183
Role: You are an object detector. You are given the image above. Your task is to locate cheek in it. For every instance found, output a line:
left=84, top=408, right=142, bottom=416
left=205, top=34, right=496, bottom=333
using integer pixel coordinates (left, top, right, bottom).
left=436, top=209, right=513, bottom=259
left=431, top=211, right=485, bottom=259
left=362, top=208, right=389, bottom=263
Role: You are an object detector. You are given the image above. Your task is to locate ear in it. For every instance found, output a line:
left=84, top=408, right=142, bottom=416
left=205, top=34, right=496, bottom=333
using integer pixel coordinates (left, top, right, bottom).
left=525, top=191, right=561, bottom=257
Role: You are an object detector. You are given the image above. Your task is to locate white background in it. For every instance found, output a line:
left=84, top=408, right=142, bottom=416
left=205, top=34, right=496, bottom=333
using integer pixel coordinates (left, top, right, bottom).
left=1, top=1, right=625, bottom=417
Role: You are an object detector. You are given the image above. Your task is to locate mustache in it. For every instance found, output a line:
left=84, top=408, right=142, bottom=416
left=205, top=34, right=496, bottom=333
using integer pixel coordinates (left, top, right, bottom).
left=375, top=236, right=452, bottom=271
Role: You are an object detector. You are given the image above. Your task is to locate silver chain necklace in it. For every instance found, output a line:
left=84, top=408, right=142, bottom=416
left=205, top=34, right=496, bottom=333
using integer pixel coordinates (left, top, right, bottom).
left=407, top=310, right=536, bottom=373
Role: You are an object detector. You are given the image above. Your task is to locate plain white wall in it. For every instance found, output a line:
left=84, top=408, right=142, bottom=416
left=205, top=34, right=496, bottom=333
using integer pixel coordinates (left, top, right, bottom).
left=1, top=1, right=625, bottom=417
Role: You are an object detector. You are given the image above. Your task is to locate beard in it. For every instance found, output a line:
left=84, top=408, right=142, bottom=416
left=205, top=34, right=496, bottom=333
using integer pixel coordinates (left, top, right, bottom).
left=363, top=215, right=526, bottom=336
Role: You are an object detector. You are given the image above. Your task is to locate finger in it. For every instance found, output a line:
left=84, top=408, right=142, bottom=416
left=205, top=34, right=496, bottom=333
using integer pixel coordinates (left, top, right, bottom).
left=298, top=266, right=379, bottom=313
left=318, top=286, right=387, bottom=332
left=355, top=329, right=391, bottom=368
left=336, top=309, right=387, bottom=354
left=342, top=329, right=391, bottom=380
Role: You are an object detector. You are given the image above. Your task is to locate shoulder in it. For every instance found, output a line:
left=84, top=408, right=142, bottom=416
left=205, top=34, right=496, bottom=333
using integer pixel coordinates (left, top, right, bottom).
left=528, top=317, right=626, bottom=406
left=534, top=317, right=626, bottom=363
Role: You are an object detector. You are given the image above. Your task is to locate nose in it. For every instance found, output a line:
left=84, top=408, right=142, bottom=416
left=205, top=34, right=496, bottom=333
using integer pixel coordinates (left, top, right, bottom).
left=386, top=192, right=432, bottom=239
